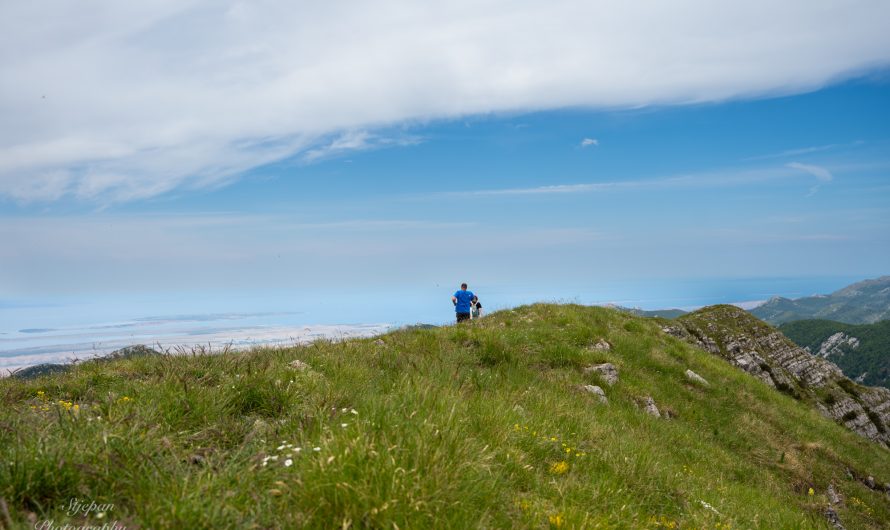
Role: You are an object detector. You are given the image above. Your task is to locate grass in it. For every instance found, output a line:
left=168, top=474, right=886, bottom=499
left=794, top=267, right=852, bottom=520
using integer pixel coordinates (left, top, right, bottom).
left=1, top=304, right=889, bottom=529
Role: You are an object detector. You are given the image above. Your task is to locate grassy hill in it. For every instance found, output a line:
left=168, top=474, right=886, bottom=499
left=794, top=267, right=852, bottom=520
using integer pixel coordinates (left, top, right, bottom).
left=1, top=304, right=889, bottom=529
left=780, top=319, right=890, bottom=389
left=751, top=276, right=890, bottom=325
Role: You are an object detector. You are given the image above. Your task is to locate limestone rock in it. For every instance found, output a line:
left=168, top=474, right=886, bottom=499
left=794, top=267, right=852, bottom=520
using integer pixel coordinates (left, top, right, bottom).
left=643, top=396, right=661, bottom=418
left=824, top=507, right=846, bottom=530
left=827, top=484, right=841, bottom=505
left=589, top=339, right=611, bottom=351
left=374, top=339, right=386, bottom=346
left=816, top=332, right=860, bottom=358
left=581, top=385, right=608, bottom=404
left=674, top=305, right=890, bottom=447
left=288, top=359, right=310, bottom=371
left=685, top=369, right=709, bottom=386
left=583, top=363, right=619, bottom=385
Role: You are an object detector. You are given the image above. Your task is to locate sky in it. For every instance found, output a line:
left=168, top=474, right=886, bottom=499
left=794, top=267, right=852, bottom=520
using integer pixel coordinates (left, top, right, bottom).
left=1, top=1, right=890, bottom=329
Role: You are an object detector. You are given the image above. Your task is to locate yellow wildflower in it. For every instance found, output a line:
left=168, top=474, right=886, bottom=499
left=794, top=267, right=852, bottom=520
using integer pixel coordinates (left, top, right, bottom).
left=549, top=461, right=569, bottom=475
left=807, top=487, right=814, bottom=496
left=548, top=513, right=564, bottom=528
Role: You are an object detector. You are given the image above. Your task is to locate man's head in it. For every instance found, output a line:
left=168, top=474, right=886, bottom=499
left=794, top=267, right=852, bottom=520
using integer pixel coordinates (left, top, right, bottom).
left=461, top=283, right=468, bottom=290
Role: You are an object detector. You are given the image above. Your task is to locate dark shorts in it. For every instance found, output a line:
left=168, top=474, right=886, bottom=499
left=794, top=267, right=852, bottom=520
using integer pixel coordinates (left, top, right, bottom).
left=456, top=312, right=471, bottom=323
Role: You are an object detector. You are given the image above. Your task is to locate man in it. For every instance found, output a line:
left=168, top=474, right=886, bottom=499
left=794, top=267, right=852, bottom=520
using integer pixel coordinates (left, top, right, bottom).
left=452, top=282, right=475, bottom=323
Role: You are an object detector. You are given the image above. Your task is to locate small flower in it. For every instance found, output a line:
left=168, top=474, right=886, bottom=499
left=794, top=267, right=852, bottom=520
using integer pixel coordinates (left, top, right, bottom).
left=284, top=459, right=293, bottom=467
left=313, top=447, right=321, bottom=452
left=548, top=513, right=564, bottom=528
left=341, top=423, right=348, bottom=428
left=350, top=409, right=358, bottom=415
left=808, top=487, right=814, bottom=496
left=549, top=461, right=569, bottom=475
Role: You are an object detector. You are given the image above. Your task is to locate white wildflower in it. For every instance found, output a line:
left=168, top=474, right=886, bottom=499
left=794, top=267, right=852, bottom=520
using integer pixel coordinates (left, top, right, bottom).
left=284, top=459, right=293, bottom=467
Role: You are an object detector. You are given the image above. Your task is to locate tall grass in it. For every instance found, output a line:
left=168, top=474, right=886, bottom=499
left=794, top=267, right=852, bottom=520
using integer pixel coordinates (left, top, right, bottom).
left=0, top=304, right=888, bottom=528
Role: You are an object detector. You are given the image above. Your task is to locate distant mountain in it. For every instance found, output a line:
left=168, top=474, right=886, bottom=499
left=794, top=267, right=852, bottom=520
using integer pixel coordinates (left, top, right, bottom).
left=750, top=275, right=890, bottom=325
left=780, top=319, right=890, bottom=389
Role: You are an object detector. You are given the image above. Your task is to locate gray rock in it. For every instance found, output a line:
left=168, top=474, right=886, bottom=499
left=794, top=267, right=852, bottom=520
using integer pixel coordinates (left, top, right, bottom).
left=588, top=339, right=611, bottom=351
left=824, top=507, right=846, bottom=530
left=288, top=359, right=310, bottom=371
left=643, top=396, right=661, bottom=418
left=581, top=385, right=608, bottom=404
left=675, top=306, right=890, bottom=446
left=374, top=339, right=385, bottom=346
left=583, top=363, right=619, bottom=385
left=866, top=476, right=876, bottom=489
left=100, top=344, right=161, bottom=361
left=685, top=369, right=709, bottom=386
left=827, top=484, right=841, bottom=505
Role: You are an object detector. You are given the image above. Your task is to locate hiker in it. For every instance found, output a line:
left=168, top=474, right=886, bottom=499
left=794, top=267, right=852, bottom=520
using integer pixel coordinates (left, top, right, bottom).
left=452, top=283, right=475, bottom=323
left=470, top=296, right=483, bottom=319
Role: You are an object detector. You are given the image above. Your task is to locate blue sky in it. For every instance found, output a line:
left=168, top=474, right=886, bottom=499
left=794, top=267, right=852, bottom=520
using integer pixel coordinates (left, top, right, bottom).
left=1, top=2, right=889, bottom=327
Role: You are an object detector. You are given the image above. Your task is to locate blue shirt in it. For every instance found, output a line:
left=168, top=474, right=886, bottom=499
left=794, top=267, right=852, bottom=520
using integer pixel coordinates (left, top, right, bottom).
left=453, top=290, right=475, bottom=313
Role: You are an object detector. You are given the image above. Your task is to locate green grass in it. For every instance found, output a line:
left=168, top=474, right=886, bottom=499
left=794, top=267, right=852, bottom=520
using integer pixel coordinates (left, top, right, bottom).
left=1, top=304, right=889, bottom=529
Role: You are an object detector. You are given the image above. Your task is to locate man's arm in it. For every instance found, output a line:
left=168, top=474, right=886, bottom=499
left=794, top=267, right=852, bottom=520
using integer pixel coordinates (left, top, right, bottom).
left=452, top=294, right=457, bottom=305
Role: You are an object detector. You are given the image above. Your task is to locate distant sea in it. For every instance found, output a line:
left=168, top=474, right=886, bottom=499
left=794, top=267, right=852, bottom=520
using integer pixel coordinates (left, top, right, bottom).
left=0, top=275, right=866, bottom=375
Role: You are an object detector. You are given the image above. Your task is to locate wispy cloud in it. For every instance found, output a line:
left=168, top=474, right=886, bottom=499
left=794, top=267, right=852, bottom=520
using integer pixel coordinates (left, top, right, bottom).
left=787, top=161, right=833, bottom=196
left=302, top=131, right=423, bottom=162
left=743, top=140, right=866, bottom=161
left=2, top=1, right=889, bottom=203
left=439, top=165, right=818, bottom=198
left=786, top=162, right=833, bottom=182
left=580, top=138, right=599, bottom=148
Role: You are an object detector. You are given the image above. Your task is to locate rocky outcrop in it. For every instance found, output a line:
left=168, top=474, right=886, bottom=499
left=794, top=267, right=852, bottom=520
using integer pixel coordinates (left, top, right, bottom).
left=667, top=305, right=890, bottom=447
left=816, top=332, right=860, bottom=358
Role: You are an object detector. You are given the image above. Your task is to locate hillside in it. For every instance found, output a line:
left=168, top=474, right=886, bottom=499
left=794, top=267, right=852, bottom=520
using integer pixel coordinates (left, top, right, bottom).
left=1, top=305, right=889, bottom=529
left=612, top=306, right=688, bottom=319
left=780, top=320, right=890, bottom=390
left=750, top=276, right=890, bottom=325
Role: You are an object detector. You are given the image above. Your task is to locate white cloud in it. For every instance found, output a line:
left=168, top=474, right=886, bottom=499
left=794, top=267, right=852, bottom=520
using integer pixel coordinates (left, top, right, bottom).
left=786, top=162, right=834, bottom=182
left=580, top=138, right=599, bottom=148
left=440, top=165, right=820, bottom=197
left=1, top=1, right=888, bottom=202
left=302, top=131, right=422, bottom=162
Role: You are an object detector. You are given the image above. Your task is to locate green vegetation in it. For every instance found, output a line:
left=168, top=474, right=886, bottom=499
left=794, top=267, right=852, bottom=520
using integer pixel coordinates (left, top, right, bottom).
left=780, top=319, right=890, bottom=389
left=751, top=276, right=890, bottom=325
left=1, top=304, right=889, bottom=529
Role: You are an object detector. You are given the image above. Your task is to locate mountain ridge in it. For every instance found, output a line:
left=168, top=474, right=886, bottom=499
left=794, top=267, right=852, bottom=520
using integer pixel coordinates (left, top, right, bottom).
left=750, top=276, right=890, bottom=325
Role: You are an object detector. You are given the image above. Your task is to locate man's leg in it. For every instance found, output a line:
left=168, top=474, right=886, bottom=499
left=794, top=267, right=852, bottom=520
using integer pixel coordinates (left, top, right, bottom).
left=456, top=312, right=470, bottom=323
